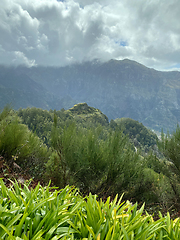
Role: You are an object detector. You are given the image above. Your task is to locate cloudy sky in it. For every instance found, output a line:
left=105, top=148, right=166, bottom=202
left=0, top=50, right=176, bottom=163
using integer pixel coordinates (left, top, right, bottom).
left=0, top=0, right=180, bottom=71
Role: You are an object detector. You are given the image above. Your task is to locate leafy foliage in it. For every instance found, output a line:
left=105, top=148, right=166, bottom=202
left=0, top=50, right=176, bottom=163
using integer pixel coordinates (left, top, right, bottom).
left=0, top=179, right=180, bottom=239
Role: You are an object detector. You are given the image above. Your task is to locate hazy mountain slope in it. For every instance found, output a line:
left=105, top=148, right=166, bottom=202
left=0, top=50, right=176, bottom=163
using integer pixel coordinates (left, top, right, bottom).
left=0, top=66, right=76, bottom=110
left=0, top=66, right=51, bottom=109
left=1, top=59, right=180, bottom=132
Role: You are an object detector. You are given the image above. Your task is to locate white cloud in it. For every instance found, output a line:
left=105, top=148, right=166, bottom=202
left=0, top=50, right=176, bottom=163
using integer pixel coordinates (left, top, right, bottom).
left=0, top=0, right=180, bottom=70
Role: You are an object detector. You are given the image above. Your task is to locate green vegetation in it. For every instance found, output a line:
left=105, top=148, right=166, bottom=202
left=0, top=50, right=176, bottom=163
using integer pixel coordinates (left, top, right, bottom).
left=0, top=106, right=48, bottom=179
left=0, top=104, right=177, bottom=203
left=17, top=103, right=109, bottom=145
left=66, top=103, right=109, bottom=127
left=48, top=122, right=142, bottom=199
left=158, top=127, right=180, bottom=203
left=1, top=179, right=180, bottom=239
left=1, top=103, right=180, bottom=237
left=115, top=118, right=158, bottom=151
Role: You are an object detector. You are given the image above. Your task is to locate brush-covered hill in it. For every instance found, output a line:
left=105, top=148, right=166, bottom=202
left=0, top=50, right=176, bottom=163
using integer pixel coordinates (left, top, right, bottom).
left=115, top=118, right=158, bottom=151
left=66, top=103, right=109, bottom=126
left=18, top=103, right=157, bottom=151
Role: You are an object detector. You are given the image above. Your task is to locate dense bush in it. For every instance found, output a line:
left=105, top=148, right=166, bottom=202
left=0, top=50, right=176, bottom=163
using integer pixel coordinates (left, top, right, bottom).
left=18, top=107, right=54, bottom=145
left=47, top=123, right=107, bottom=191
left=46, top=121, right=145, bottom=200
left=0, top=106, right=49, bottom=179
left=158, top=127, right=180, bottom=204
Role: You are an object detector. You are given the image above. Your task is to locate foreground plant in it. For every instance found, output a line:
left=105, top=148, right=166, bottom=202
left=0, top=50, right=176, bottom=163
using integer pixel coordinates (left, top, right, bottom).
left=0, top=179, right=82, bottom=239
left=0, top=179, right=180, bottom=239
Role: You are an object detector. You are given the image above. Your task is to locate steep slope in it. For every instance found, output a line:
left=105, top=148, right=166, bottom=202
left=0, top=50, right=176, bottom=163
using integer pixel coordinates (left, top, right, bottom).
left=1, top=59, right=180, bottom=132
left=0, top=66, right=51, bottom=109
left=26, top=59, right=180, bottom=132
left=0, top=66, right=76, bottom=111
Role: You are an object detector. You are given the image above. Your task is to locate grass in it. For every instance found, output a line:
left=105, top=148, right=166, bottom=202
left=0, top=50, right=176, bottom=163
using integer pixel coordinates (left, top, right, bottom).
left=0, top=179, right=180, bottom=239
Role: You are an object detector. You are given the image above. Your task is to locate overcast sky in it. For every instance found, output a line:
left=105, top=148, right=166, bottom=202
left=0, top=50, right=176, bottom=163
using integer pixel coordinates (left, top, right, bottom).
left=0, top=0, right=180, bottom=71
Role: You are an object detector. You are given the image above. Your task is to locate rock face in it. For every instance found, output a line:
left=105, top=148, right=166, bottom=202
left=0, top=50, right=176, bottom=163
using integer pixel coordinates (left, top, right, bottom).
left=1, top=59, right=180, bottom=132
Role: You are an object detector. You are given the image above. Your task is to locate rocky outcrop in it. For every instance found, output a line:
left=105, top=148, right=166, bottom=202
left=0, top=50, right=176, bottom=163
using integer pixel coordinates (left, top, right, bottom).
left=65, top=103, right=109, bottom=126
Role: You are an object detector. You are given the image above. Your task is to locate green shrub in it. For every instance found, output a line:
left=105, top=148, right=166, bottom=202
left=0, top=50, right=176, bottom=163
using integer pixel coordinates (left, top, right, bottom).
left=0, top=106, right=49, bottom=179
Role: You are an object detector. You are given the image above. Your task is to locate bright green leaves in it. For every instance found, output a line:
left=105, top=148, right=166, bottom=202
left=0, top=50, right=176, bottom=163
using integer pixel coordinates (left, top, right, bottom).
left=0, top=179, right=82, bottom=239
left=0, top=179, right=180, bottom=239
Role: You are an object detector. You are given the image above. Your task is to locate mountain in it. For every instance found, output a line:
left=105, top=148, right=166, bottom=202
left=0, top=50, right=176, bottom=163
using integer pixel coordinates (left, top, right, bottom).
left=0, top=65, right=77, bottom=111
left=0, top=65, right=50, bottom=109
left=1, top=59, right=180, bottom=132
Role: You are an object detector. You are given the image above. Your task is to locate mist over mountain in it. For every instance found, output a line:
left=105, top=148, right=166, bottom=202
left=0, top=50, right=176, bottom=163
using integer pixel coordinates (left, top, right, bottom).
left=1, top=59, right=180, bottom=132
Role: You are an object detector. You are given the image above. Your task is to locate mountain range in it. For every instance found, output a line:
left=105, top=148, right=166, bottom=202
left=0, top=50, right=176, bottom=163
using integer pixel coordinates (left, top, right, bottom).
left=1, top=59, right=180, bottom=133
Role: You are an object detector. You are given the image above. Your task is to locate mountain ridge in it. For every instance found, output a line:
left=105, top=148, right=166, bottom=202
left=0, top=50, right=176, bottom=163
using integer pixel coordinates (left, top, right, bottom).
left=1, top=59, right=180, bottom=132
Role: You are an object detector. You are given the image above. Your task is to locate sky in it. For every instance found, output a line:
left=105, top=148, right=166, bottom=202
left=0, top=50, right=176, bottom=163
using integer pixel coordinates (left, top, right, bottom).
left=0, top=0, right=180, bottom=71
